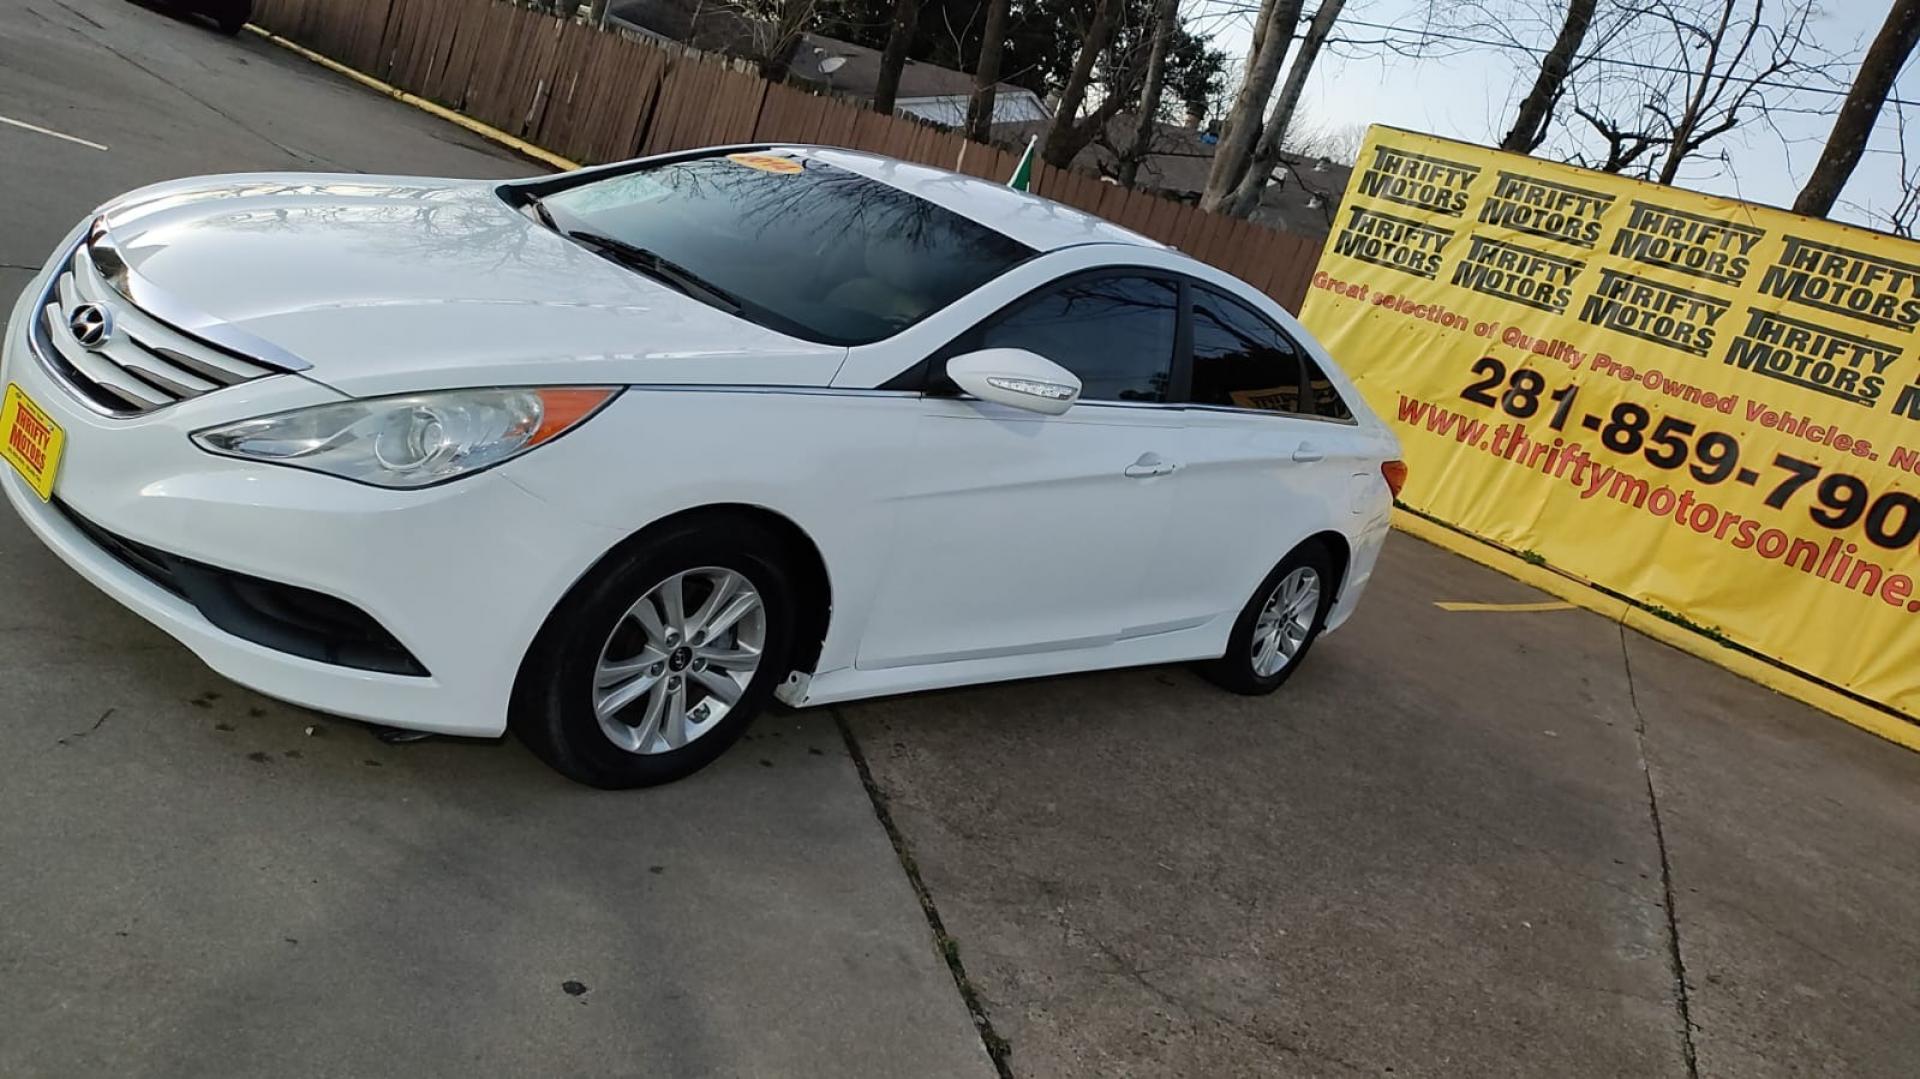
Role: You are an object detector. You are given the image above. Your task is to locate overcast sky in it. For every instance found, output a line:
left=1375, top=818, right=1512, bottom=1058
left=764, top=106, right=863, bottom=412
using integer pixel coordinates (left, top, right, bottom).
left=1188, top=0, right=1912, bottom=231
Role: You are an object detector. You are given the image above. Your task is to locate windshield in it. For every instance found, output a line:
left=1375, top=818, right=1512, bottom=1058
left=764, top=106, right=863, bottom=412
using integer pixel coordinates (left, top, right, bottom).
left=533, top=153, right=1037, bottom=346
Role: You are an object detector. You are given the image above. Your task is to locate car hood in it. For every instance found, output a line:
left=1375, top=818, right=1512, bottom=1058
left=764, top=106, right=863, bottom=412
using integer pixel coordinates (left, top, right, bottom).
left=95, top=174, right=846, bottom=396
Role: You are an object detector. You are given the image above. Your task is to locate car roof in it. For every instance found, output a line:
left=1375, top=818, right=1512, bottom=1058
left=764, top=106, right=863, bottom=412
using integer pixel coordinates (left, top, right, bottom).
left=783, top=146, right=1167, bottom=254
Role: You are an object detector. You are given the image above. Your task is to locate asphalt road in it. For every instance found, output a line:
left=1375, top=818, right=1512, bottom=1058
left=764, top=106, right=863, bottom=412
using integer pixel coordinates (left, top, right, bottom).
left=4, top=2, right=1920, bottom=1077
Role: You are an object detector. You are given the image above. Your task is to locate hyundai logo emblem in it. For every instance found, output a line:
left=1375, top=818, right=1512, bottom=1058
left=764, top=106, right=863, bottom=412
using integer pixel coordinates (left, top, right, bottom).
left=68, top=303, right=114, bottom=350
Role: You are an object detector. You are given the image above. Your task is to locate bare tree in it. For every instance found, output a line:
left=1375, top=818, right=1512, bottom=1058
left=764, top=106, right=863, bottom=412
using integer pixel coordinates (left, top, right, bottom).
left=1042, top=0, right=1126, bottom=167
left=1225, top=0, right=1346, bottom=217
left=1201, top=0, right=1304, bottom=210
left=874, top=0, right=922, bottom=114
left=1843, top=98, right=1920, bottom=236
left=1658, top=0, right=1752, bottom=184
left=1117, top=0, right=1181, bottom=187
left=1795, top=0, right=1920, bottom=217
left=1428, top=1, right=1656, bottom=156
left=964, top=0, right=1012, bottom=141
left=1213, top=0, right=1277, bottom=155
left=709, top=0, right=820, bottom=79
left=1554, top=0, right=1839, bottom=184
left=1501, top=0, right=1598, bottom=151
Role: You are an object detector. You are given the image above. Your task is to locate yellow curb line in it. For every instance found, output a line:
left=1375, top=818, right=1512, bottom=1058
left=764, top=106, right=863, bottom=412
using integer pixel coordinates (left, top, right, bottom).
left=244, top=25, right=582, bottom=172
left=1434, top=600, right=1576, bottom=613
left=1393, top=509, right=1920, bottom=754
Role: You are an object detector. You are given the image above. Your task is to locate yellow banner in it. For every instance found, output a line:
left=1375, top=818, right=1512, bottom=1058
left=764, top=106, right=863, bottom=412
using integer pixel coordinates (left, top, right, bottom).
left=1301, top=126, right=1920, bottom=720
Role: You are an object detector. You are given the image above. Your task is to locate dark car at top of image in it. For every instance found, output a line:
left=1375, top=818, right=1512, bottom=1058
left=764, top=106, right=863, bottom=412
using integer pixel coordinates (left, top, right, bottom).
left=156, top=0, right=254, bottom=35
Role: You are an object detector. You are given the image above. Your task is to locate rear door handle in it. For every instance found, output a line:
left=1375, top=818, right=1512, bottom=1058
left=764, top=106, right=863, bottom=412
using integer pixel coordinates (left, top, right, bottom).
left=1124, top=453, right=1177, bottom=478
left=1291, top=443, right=1326, bottom=463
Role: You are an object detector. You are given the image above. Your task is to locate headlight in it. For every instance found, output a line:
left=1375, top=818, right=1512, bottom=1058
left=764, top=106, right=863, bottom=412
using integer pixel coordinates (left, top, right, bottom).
left=192, top=387, right=619, bottom=488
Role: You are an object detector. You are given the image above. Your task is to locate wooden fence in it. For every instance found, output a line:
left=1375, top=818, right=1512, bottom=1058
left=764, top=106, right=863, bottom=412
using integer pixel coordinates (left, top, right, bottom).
left=250, top=0, right=1326, bottom=311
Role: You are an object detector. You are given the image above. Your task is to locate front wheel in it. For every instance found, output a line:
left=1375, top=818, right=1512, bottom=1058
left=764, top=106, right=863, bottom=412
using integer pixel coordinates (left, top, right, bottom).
left=1199, top=543, right=1334, bottom=695
left=512, top=521, right=796, bottom=788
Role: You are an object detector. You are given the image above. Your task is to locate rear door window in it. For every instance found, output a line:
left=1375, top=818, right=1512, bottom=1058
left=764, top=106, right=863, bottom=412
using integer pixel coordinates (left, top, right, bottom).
left=1301, top=352, right=1354, bottom=421
left=1188, top=285, right=1352, bottom=420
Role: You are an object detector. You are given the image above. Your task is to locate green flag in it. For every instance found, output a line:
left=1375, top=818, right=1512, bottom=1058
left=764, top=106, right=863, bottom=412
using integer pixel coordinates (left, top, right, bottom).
left=1007, top=135, right=1036, bottom=192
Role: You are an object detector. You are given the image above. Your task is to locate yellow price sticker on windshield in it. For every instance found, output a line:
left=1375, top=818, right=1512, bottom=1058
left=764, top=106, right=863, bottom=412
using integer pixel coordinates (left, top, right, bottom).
left=727, top=153, right=803, bottom=175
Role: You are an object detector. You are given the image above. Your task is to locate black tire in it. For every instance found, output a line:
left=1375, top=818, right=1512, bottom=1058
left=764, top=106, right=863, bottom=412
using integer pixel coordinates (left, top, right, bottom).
left=212, top=0, right=251, bottom=35
left=511, top=517, right=796, bottom=789
left=1199, top=542, right=1335, bottom=695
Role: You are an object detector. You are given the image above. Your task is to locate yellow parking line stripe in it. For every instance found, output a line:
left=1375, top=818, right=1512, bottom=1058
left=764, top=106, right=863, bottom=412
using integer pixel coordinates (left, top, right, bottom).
left=0, top=114, right=108, bottom=152
left=1434, top=600, right=1576, bottom=613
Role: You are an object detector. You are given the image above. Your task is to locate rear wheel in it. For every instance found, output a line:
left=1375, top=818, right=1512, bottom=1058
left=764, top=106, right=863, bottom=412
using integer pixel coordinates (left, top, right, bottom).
left=512, top=520, right=795, bottom=788
left=1200, top=543, right=1334, bottom=695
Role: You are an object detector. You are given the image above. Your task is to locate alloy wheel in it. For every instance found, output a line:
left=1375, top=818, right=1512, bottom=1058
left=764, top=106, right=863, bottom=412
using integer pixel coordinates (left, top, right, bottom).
left=1251, top=566, right=1320, bottom=677
left=592, top=567, right=766, bottom=754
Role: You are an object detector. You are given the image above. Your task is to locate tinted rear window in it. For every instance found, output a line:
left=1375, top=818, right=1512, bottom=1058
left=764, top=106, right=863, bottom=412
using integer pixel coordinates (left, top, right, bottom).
left=539, top=154, right=1036, bottom=345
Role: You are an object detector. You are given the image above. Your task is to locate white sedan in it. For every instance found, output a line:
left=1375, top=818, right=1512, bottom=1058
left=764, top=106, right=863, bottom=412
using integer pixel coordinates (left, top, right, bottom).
left=2, top=146, right=1401, bottom=787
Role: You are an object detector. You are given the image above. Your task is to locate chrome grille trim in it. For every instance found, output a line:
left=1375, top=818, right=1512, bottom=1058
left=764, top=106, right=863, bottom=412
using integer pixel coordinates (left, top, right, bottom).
left=67, top=253, right=279, bottom=383
left=25, top=221, right=303, bottom=417
left=39, top=300, right=174, bottom=411
left=85, top=218, right=313, bottom=375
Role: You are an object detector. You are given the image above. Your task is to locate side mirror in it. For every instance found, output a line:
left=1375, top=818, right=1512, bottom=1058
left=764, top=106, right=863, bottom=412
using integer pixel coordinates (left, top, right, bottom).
left=945, top=348, right=1082, bottom=416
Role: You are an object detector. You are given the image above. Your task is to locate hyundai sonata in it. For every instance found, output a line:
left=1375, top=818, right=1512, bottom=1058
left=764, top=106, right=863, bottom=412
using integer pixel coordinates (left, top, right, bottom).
left=2, top=146, right=1401, bottom=787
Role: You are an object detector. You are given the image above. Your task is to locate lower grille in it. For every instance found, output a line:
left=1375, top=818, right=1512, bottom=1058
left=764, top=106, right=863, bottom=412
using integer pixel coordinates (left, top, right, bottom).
left=60, top=506, right=188, bottom=599
left=55, top=501, right=429, bottom=677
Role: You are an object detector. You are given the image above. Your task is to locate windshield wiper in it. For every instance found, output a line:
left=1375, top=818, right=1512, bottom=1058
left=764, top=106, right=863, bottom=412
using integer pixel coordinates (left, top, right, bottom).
left=565, top=228, right=743, bottom=315
left=525, top=195, right=560, bottom=232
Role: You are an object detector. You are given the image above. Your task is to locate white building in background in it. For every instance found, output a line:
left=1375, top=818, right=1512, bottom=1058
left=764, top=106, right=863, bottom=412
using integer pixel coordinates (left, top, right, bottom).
left=786, top=33, right=1051, bottom=129
left=893, top=92, right=1052, bottom=129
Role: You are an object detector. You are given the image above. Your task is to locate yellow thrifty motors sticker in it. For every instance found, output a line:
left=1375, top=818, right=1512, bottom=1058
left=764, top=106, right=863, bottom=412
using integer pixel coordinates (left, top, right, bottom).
left=727, top=153, right=803, bottom=175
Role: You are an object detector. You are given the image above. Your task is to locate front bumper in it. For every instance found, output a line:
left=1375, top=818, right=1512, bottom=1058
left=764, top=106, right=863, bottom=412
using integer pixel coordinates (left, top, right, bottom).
left=2, top=270, right=622, bottom=738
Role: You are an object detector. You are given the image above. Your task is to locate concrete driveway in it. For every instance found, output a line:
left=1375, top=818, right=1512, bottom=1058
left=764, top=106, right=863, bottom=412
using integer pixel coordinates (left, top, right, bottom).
left=3, top=2, right=1918, bottom=1077
left=844, top=536, right=1920, bottom=1077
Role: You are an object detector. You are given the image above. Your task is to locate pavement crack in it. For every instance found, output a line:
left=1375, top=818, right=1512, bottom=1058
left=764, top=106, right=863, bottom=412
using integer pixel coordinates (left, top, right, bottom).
left=59, top=0, right=103, bottom=28
left=833, top=707, right=1014, bottom=1078
left=1621, top=625, right=1701, bottom=1079
left=1067, top=913, right=1367, bottom=1075
left=57, top=706, right=116, bottom=747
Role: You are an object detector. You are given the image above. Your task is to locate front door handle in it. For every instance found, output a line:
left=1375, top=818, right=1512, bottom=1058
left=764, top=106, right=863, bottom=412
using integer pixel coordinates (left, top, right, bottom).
left=1124, top=453, right=1177, bottom=478
left=1292, top=443, right=1326, bottom=463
